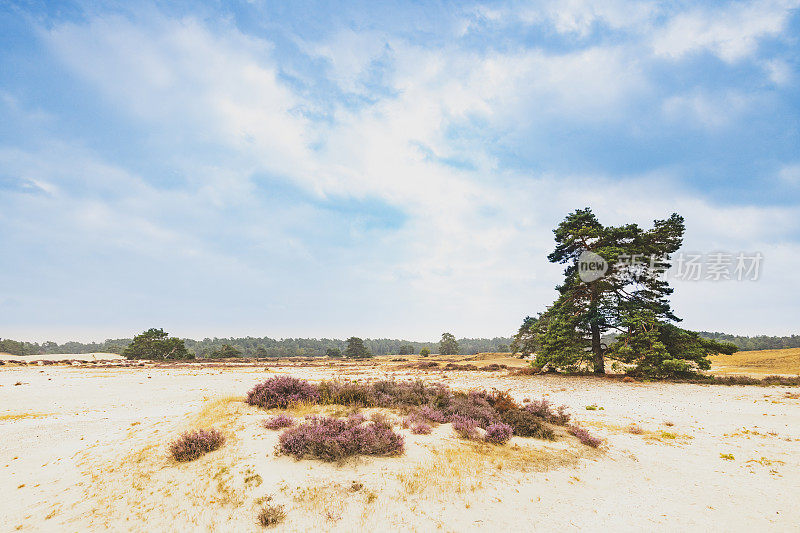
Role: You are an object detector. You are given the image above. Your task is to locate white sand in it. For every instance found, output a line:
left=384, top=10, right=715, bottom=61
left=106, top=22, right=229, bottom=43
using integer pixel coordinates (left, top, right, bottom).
left=1, top=365, right=799, bottom=531
left=0, top=352, right=124, bottom=362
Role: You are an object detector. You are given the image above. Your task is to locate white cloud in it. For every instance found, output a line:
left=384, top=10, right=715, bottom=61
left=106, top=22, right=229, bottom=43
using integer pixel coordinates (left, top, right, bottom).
left=3, top=6, right=798, bottom=339
left=651, top=0, right=799, bottom=63
left=662, top=90, right=754, bottom=129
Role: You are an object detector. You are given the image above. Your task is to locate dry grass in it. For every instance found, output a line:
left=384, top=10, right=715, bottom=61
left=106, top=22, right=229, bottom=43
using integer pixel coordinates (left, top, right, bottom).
left=0, top=412, right=51, bottom=422
left=710, top=347, right=800, bottom=375
left=396, top=441, right=580, bottom=495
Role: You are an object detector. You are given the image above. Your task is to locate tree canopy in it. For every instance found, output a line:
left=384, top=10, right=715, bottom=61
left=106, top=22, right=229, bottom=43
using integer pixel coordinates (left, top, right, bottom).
left=525, top=208, right=737, bottom=377
left=439, top=332, right=459, bottom=355
left=122, top=328, right=192, bottom=360
left=344, top=337, right=372, bottom=359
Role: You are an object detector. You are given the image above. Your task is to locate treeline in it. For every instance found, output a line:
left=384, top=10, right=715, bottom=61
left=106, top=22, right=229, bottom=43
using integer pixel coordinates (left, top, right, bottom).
left=0, top=335, right=512, bottom=358
left=697, top=332, right=800, bottom=352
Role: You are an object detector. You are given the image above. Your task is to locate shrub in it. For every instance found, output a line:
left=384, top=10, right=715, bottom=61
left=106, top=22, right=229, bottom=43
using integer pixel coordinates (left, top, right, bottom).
left=417, top=405, right=447, bottom=423
left=278, top=416, right=404, bottom=461
left=263, top=415, right=296, bottom=430
left=487, top=390, right=518, bottom=414
left=484, top=422, right=513, bottom=444
left=446, top=391, right=497, bottom=428
left=257, top=504, right=285, bottom=527
left=451, top=416, right=479, bottom=440
left=419, top=347, right=431, bottom=357
left=627, top=424, right=644, bottom=434
left=568, top=425, right=602, bottom=447
left=246, top=376, right=320, bottom=409
left=499, top=408, right=554, bottom=439
left=371, top=380, right=450, bottom=409
left=170, top=428, right=225, bottom=462
left=411, top=422, right=432, bottom=435
left=319, top=381, right=375, bottom=407
left=524, top=398, right=570, bottom=425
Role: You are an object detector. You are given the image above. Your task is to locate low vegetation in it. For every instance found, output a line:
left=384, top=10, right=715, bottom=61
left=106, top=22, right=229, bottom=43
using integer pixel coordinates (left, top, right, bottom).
left=169, top=428, right=225, bottom=462
left=247, top=376, right=320, bottom=408
left=277, top=415, right=404, bottom=461
left=247, top=376, right=579, bottom=449
left=262, top=414, right=296, bottom=430
left=257, top=503, right=286, bottom=527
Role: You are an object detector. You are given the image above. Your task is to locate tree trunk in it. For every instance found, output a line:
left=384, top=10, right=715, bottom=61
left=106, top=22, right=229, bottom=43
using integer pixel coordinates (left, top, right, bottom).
left=591, top=323, right=604, bottom=374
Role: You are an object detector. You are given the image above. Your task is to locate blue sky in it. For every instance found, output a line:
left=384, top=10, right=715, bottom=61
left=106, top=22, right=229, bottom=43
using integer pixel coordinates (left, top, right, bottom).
left=1, top=0, right=799, bottom=342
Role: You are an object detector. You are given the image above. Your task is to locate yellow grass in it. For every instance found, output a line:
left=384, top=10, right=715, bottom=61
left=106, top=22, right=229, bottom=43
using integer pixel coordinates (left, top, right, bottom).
left=396, top=441, right=581, bottom=495
left=0, top=412, right=51, bottom=421
left=710, top=347, right=800, bottom=375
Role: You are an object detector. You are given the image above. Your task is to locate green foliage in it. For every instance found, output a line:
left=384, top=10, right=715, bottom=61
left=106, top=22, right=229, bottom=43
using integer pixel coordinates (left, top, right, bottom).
left=122, top=328, right=192, bottom=360
left=439, top=332, right=459, bottom=355
left=209, top=343, right=242, bottom=358
left=344, top=336, right=372, bottom=359
left=608, top=316, right=740, bottom=377
left=534, top=208, right=685, bottom=374
left=509, top=315, right=539, bottom=357
left=532, top=296, right=591, bottom=371
left=0, top=339, right=39, bottom=356
left=419, top=347, right=431, bottom=357
left=697, top=332, right=799, bottom=351
left=397, top=343, right=415, bottom=355
left=325, top=347, right=342, bottom=358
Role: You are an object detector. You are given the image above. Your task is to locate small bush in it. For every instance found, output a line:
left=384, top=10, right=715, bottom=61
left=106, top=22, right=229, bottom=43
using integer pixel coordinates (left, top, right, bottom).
left=417, top=405, right=447, bottom=423
left=451, top=415, right=479, bottom=440
left=446, top=391, right=497, bottom=428
left=484, top=422, right=513, bottom=444
left=500, top=408, right=554, bottom=439
left=487, top=390, right=518, bottom=414
left=319, top=381, right=375, bottom=407
left=627, top=424, right=644, bottom=434
left=246, top=376, right=320, bottom=409
left=524, top=398, right=570, bottom=425
left=720, top=453, right=735, bottom=461
left=170, top=428, right=225, bottom=462
left=263, top=415, right=296, bottom=430
left=278, top=416, right=404, bottom=461
left=411, top=422, right=432, bottom=435
left=568, top=425, right=602, bottom=448
left=257, top=504, right=285, bottom=527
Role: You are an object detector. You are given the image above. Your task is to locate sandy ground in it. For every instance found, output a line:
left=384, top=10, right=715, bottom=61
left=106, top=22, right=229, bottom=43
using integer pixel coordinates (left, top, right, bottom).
left=2, top=363, right=799, bottom=532
left=0, top=353, right=124, bottom=362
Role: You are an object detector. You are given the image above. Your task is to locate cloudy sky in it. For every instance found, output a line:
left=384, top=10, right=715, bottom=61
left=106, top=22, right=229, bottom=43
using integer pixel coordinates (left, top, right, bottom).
left=1, top=1, right=798, bottom=343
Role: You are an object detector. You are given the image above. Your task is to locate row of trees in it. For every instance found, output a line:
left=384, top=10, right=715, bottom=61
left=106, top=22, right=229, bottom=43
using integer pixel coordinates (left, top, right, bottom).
left=0, top=334, right=511, bottom=357
left=119, top=331, right=470, bottom=360
left=512, top=208, right=739, bottom=378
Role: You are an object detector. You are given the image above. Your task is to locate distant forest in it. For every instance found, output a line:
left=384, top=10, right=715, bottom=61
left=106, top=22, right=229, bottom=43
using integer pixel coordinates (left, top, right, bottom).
left=697, top=332, right=800, bottom=352
left=0, top=336, right=513, bottom=358
left=3, top=332, right=798, bottom=358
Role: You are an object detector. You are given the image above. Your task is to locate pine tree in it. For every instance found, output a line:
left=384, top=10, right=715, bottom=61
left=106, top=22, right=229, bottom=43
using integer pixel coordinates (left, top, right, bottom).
left=537, top=208, right=685, bottom=374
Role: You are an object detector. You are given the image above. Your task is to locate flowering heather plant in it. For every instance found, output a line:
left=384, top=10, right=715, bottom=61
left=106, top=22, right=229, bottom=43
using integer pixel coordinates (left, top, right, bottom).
left=411, top=422, right=433, bottom=435
left=484, top=422, right=513, bottom=444
left=568, top=425, right=603, bottom=448
left=499, top=408, right=555, bottom=440
left=170, top=428, right=225, bottom=462
left=451, top=415, right=480, bottom=440
left=524, top=398, right=571, bottom=426
left=417, top=405, right=447, bottom=423
left=246, top=376, right=320, bottom=409
left=319, top=381, right=376, bottom=407
left=446, top=391, right=497, bottom=428
left=278, top=416, right=404, bottom=461
left=262, top=414, right=296, bottom=430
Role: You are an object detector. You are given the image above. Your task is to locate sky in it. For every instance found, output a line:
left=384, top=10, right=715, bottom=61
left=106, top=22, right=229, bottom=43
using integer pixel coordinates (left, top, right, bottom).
left=1, top=0, right=799, bottom=343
